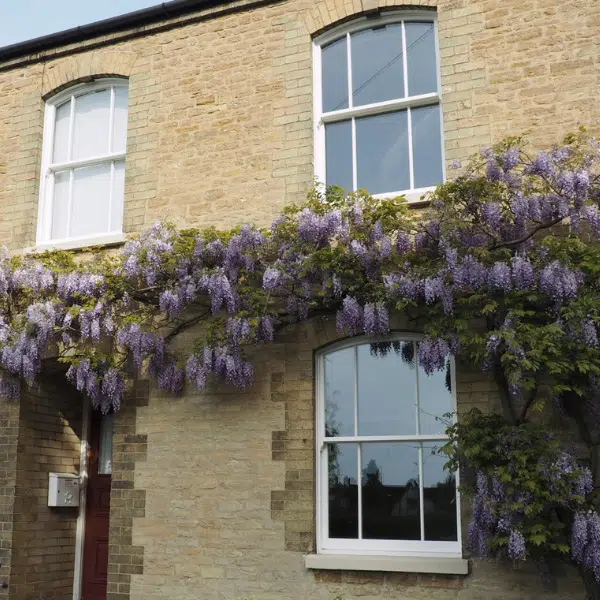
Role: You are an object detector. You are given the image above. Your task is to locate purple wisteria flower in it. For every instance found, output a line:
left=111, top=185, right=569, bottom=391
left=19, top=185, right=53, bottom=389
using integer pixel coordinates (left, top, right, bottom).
left=13, top=263, right=53, bottom=293
left=363, top=303, right=389, bottom=336
left=200, top=269, right=237, bottom=314
left=336, top=297, right=363, bottom=336
left=57, top=272, right=105, bottom=299
left=539, top=261, right=582, bottom=301
left=488, top=262, right=512, bottom=292
left=508, top=529, right=526, bottom=560
left=418, top=337, right=450, bottom=375
left=263, top=267, right=282, bottom=291
left=511, top=255, right=535, bottom=290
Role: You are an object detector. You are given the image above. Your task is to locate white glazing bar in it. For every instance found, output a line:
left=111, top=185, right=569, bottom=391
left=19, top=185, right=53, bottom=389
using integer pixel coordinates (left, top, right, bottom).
left=321, top=93, right=439, bottom=123
left=351, top=118, right=358, bottom=191
left=415, top=341, right=421, bottom=435
left=107, top=161, right=115, bottom=233
left=66, top=170, right=74, bottom=238
left=108, top=86, right=115, bottom=153
left=347, top=32, right=353, bottom=109
left=407, top=107, right=415, bottom=190
left=419, top=443, right=425, bottom=541
left=323, top=434, right=447, bottom=444
left=401, top=21, right=409, bottom=98
left=49, top=152, right=127, bottom=173
left=354, top=345, right=359, bottom=437
left=67, top=96, right=75, bottom=162
left=357, top=442, right=363, bottom=540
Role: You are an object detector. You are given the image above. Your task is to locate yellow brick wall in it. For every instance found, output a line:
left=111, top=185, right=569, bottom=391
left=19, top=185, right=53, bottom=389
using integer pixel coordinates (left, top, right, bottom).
left=0, top=0, right=599, bottom=598
left=0, top=0, right=599, bottom=249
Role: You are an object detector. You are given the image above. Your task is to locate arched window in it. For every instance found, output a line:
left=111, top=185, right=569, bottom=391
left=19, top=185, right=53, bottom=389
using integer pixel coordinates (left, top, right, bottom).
left=37, top=79, right=129, bottom=249
left=313, top=13, right=444, bottom=202
left=315, top=336, right=461, bottom=557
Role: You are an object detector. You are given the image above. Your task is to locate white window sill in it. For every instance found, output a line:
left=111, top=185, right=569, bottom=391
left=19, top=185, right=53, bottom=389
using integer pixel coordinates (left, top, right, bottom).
left=304, top=554, right=469, bottom=575
left=32, top=232, right=126, bottom=252
left=373, top=187, right=436, bottom=204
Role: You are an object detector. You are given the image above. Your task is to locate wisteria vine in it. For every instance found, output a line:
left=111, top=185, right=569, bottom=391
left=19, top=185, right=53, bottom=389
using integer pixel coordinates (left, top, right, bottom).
left=2, top=131, right=600, bottom=583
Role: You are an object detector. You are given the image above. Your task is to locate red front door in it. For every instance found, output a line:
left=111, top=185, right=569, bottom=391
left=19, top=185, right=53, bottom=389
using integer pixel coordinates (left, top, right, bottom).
left=82, top=411, right=112, bottom=599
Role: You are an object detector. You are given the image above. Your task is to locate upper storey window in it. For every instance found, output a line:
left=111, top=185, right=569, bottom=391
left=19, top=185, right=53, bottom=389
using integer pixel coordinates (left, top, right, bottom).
left=37, top=79, right=129, bottom=249
left=314, top=14, right=444, bottom=201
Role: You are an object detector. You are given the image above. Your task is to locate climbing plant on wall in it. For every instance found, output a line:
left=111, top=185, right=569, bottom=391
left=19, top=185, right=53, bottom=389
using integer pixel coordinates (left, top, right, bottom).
left=1, top=130, right=600, bottom=590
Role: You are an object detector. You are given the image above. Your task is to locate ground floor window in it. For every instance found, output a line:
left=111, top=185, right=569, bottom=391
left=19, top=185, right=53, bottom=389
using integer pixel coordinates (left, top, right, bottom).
left=316, top=336, right=461, bottom=555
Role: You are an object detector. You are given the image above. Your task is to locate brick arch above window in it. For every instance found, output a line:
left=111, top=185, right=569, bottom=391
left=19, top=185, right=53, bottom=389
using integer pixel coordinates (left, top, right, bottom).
left=41, top=50, right=137, bottom=98
left=303, top=0, right=438, bottom=38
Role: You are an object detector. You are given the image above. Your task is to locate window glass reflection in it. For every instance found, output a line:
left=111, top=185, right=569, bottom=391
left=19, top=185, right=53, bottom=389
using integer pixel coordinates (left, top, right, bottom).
left=362, top=443, right=420, bottom=540
left=324, top=347, right=355, bottom=437
left=328, top=443, right=358, bottom=538
left=357, top=343, right=416, bottom=436
left=351, top=25, right=404, bottom=106
left=422, top=443, right=458, bottom=541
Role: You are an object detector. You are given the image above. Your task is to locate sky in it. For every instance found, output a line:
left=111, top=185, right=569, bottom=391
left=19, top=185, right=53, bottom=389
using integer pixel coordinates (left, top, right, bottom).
left=0, top=0, right=163, bottom=48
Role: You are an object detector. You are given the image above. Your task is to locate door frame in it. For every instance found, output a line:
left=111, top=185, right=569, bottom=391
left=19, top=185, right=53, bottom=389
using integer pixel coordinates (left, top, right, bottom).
left=73, top=398, right=91, bottom=600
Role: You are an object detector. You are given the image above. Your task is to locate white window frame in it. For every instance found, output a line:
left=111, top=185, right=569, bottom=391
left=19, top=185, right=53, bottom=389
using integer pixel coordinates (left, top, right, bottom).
left=36, top=78, right=129, bottom=251
left=315, top=334, right=462, bottom=558
left=313, top=12, right=445, bottom=203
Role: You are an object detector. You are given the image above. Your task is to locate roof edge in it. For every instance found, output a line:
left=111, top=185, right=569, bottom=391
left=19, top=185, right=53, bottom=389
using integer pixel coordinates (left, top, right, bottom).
left=0, top=0, right=229, bottom=62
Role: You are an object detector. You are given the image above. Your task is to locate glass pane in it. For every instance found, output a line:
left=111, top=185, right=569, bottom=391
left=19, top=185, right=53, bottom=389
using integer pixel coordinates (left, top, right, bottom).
left=406, top=21, right=437, bottom=96
left=325, top=121, right=353, bottom=191
left=70, top=163, right=111, bottom=238
left=351, top=25, right=404, bottom=107
left=412, top=104, right=443, bottom=189
left=322, top=37, right=349, bottom=112
left=98, top=414, right=114, bottom=475
left=110, top=161, right=125, bottom=233
left=112, top=86, right=129, bottom=154
left=328, top=443, right=358, bottom=538
left=423, top=443, right=458, bottom=541
left=418, top=349, right=453, bottom=435
left=362, top=443, right=420, bottom=540
left=356, top=110, right=409, bottom=195
left=51, top=171, right=70, bottom=240
left=52, top=100, right=71, bottom=163
left=72, top=89, right=111, bottom=160
left=324, top=347, right=355, bottom=437
left=357, top=342, right=417, bottom=436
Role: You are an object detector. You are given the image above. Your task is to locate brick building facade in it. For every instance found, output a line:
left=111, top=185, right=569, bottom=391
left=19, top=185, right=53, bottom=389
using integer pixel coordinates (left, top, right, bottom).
left=0, top=0, right=598, bottom=598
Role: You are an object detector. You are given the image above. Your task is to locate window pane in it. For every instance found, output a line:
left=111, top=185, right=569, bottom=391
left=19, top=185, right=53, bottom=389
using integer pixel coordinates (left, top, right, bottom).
left=72, top=89, right=111, bottom=160
left=322, top=37, right=349, bottom=112
left=412, top=104, right=443, bottom=189
left=418, top=348, right=453, bottom=435
left=112, top=86, right=129, bottom=154
left=51, top=171, right=70, bottom=240
left=362, top=443, right=420, bottom=540
left=110, top=161, right=125, bottom=233
left=324, top=347, right=355, bottom=437
left=423, top=443, right=458, bottom=541
left=325, top=121, right=353, bottom=191
left=356, top=111, right=409, bottom=195
left=406, top=22, right=437, bottom=96
left=53, top=100, right=71, bottom=164
left=70, top=163, right=111, bottom=238
left=98, top=414, right=114, bottom=475
left=357, top=342, right=417, bottom=436
left=328, top=443, right=358, bottom=538
left=351, top=25, right=404, bottom=107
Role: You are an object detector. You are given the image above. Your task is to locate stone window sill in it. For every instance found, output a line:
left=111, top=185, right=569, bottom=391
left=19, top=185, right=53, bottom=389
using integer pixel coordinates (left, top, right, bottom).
left=304, top=554, right=469, bottom=575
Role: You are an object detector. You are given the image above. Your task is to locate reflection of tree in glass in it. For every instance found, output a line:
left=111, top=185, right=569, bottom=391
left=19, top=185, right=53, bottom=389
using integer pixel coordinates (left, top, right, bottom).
left=362, top=458, right=383, bottom=487
left=369, top=341, right=415, bottom=369
left=325, top=397, right=342, bottom=485
left=445, top=360, right=452, bottom=393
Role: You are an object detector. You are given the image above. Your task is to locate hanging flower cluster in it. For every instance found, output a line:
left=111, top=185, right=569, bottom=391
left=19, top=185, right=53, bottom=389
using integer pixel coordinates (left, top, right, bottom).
left=443, top=410, right=597, bottom=576
left=0, top=133, right=598, bottom=417
left=0, top=130, right=598, bottom=580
